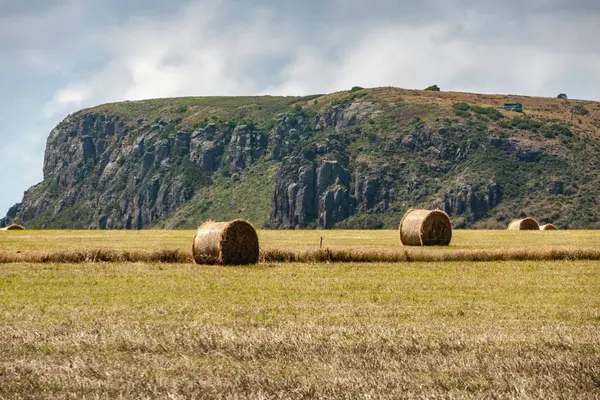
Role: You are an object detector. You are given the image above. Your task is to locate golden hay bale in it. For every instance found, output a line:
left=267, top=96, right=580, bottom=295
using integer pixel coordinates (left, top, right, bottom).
left=540, top=223, right=558, bottom=231
left=508, top=218, right=539, bottom=230
left=399, top=209, right=452, bottom=246
left=192, top=219, right=259, bottom=265
left=1, top=224, right=25, bottom=231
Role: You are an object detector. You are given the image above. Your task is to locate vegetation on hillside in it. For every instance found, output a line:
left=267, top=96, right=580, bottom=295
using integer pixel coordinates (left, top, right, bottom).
left=5, top=87, right=600, bottom=230
left=155, top=160, right=279, bottom=229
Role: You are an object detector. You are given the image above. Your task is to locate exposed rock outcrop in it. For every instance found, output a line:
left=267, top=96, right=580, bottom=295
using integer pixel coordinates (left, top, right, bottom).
left=320, top=101, right=376, bottom=129
left=442, top=183, right=502, bottom=224
left=270, top=158, right=352, bottom=229
left=270, top=113, right=312, bottom=160
left=5, top=113, right=240, bottom=229
left=226, top=124, right=268, bottom=173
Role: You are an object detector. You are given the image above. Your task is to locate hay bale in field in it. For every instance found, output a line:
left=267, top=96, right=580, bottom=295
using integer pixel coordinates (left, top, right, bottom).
left=540, top=223, right=558, bottom=231
left=1, top=224, right=25, bottom=231
left=508, top=218, right=539, bottom=230
left=192, top=219, right=259, bottom=265
left=399, top=209, right=452, bottom=246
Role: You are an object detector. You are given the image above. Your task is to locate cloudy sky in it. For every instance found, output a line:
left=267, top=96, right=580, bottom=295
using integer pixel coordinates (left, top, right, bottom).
left=1, top=0, right=599, bottom=215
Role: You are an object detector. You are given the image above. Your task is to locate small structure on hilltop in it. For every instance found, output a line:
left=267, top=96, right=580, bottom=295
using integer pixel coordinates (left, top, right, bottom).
left=508, top=218, right=539, bottom=230
left=503, top=103, right=523, bottom=112
left=399, top=209, right=452, bottom=246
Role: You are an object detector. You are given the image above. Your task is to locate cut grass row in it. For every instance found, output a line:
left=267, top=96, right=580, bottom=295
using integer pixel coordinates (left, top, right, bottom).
left=2, top=229, right=600, bottom=263
left=4, top=246, right=600, bottom=264
left=3, top=229, right=600, bottom=253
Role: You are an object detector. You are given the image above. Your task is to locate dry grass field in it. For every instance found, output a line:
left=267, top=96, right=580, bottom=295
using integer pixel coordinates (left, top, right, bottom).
left=3, top=228, right=600, bottom=252
left=0, top=230, right=599, bottom=398
left=2, top=229, right=600, bottom=263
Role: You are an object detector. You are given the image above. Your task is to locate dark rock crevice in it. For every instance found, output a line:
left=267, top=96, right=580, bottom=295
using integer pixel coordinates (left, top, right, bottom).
left=443, top=183, right=502, bottom=224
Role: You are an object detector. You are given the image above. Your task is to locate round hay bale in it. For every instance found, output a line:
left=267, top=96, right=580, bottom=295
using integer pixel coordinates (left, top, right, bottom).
left=507, top=218, right=539, bottom=230
left=399, top=209, right=452, bottom=246
left=192, top=219, right=259, bottom=265
left=540, top=223, right=558, bottom=231
left=1, top=224, right=25, bottom=231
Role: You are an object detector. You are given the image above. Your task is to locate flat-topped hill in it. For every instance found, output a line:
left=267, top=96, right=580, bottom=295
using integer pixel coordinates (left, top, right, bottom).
left=3, top=87, right=600, bottom=229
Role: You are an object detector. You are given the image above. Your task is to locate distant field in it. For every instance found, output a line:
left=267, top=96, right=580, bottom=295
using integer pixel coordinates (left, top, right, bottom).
left=2, top=228, right=600, bottom=253
left=2, top=229, right=600, bottom=263
left=0, top=260, right=598, bottom=398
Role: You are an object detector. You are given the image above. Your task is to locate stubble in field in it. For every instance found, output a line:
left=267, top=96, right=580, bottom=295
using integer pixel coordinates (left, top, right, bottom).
left=0, top=260, right=599, bottom=398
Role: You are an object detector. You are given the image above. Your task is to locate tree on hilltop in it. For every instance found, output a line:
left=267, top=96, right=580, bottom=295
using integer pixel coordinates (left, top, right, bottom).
left=424, top=85, right=441, bottom=91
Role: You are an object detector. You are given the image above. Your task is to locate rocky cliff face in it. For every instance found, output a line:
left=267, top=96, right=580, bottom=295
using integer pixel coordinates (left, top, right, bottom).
left=2, top=113, right=271, bottom=229
left=3, top=89, right=600, bottom=229
left=442, top=183, right=502, bottom=227
left=24, top=115, right=199, bottom=228
left=270, top=157, right=352, bottom=229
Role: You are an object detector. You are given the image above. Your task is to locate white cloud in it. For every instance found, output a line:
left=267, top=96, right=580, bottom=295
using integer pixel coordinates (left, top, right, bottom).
left=42, top=86, right=90, bottom=119
left=2, top=0, right=600, bottom=215
left=42, top=0, right=290, bottom=106
left=333, top=25, right=472, bottom=91
left=42, top=0, right=600, bottom=112
left=55, top=88, right=85, bottom=104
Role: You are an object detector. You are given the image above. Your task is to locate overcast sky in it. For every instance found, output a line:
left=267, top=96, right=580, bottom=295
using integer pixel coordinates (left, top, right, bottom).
left=1, top=0, right=599, bottom=215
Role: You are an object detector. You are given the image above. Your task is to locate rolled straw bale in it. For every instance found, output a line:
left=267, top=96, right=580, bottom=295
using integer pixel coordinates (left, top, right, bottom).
left=399, top=209, right=452, bottom=246
left=192, top=219, right=259, bottom=265
left=507, top=218, right=539, bottom=230
left=1, top=224, right=25, bottom=231
left=540, top=223, right=558, bottom=231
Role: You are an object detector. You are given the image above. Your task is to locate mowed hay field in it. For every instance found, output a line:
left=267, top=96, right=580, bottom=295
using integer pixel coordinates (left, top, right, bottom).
left=4, top=229, right=600, bottom=261
left=0, top=230, right=599, bottom=398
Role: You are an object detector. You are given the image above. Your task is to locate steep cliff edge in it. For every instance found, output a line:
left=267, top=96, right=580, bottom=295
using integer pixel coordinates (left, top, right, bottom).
left=3, top=88, right=600, bottom=229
